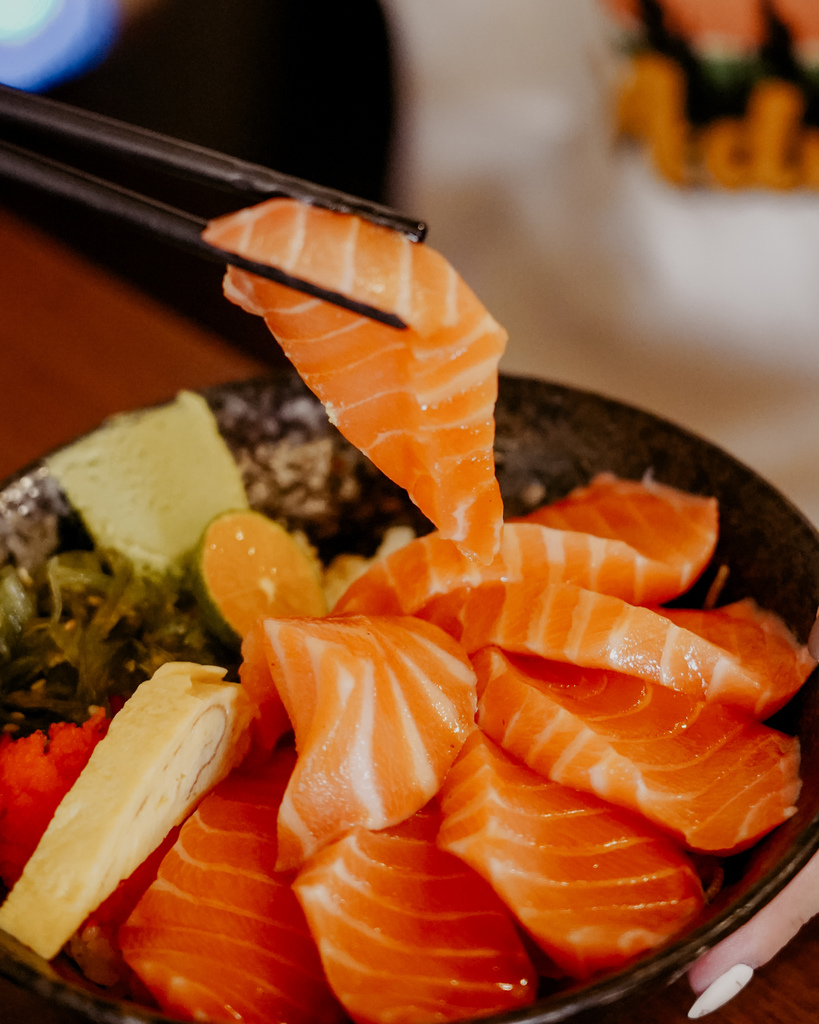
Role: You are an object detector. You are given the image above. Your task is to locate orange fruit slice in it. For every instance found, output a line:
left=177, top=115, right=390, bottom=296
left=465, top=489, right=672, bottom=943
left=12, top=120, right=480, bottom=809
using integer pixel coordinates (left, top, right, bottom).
left=193, top=510, right=327, bottom=645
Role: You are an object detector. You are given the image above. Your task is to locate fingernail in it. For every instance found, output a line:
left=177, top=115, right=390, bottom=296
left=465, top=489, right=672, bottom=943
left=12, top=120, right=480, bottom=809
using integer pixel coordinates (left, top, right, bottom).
left=688, top=964, right=754, bottom=1018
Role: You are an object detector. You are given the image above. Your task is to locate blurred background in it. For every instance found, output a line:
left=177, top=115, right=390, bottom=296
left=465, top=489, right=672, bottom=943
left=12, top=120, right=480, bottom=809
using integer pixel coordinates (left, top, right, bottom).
left=2, top=0, right=819, bottom=523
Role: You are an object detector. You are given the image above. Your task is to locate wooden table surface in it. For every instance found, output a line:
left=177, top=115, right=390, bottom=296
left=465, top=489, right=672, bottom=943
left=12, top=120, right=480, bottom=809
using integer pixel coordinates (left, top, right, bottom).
left=1, top=206, right=818, bottom=1024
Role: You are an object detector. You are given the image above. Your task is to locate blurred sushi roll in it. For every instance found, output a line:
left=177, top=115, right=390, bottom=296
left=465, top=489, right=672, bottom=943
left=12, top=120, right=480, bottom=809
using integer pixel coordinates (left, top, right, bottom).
left=599, top=0, right=819, bottom=188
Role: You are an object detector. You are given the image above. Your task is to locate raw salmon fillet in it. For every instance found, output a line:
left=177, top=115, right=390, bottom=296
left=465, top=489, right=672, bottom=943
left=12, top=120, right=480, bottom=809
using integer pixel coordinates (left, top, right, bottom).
left=255, top=615, right=477, bottom=870
left=420, top=577, right=774, bottom=713
left=69, top=827, right=180, bottom=987
left=118, top=747, right=343, bottom=1024
left=333, top=519, right=700, bottom=617
left=437, top=732, right=704, bottom=979
left=239, top=620, right=294, bottom=759
left=293, top=803, right=537, bottom=1024
left=203, top=198, right=507, bottom=563
left=474, top=648, right=643, bottom=808
left=656, top=598, right=816, bottom=719
left=475, top=647, right=802, bottom=853
left=516, top=473, right=718, bottom=597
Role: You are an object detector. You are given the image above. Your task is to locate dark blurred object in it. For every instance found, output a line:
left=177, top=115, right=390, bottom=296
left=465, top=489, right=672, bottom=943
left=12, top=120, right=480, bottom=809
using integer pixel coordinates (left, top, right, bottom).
left=50, top=0, right=396, bottom=198
left=2, top=0, right=397, bottom=365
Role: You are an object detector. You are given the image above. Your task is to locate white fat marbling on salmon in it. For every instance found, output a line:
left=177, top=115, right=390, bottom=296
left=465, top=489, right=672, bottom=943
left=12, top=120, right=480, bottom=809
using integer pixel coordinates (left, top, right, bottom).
left=186, top=809, right=267, bottom=844
left=615, top=927, right=675, bottom=954
left=499, top=524, right=525, bottom=581
left=563, top=587, right=602, bottom=665
left=443, top=261, right=460, bottom=327
left=541, top=525, right=568, bottom=584
left=147, top=875, right=286, bottom=925
left=582, top=534, right=607, bottom=593
left=632, top=554, right=652, bottom=604
left=274, top=313, right=369, bottom=347
left=422, top=553, right=447, bottom=597
left=528, top=707, right=584, bottom=758
left=394, top=234, right=414, bottom=326
left=170, top=833, right=275, bottom=886
left=494, top=704, right=526, bottom=746
left=587, top=748, right=640, bottom=799
left=548, top=727, right=600, bottom=783
left=657, top=621, right=685, bottom=688
left=395, top=647, right=476, bottom=726
left=414, top=353, right=500, bottom=408
left=342, top=659, right=386, bottom=828
left=338, top=217, right=360, bottom=294
left=276, top=793, right=318, bottom=866
left=410, top=310, right=498, bottom=361
left=322, top=374, right=494, bottom=437
left=444, top=497, right=471, bottom=543
left=707, top=651, right=763, bottom=708
left=285, top=202, right=309, bottom=272
left=521, top=582, right=557, bottom=651
left=382, top=660, right=438, bottom=796
left=223, top=271, right=268, bottom=316
left=264, top=295, right=325, bottom=318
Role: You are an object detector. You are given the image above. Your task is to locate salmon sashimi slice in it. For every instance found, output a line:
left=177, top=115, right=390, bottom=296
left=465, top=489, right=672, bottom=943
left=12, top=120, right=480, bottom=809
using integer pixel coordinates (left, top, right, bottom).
left=254, top=615, right=477, bottom=870
left=293, top=803, right=537, bottom=1024
left=515, top=473, right=718, bottom=598
left=474, top=648, right=802, bottom=854
left=118, top=748, right=344, bottom=1024
left=239, top=621, right=293, bottom=759
left=333, top=519, right=700, bottom=617
left=655, top=598, right=816, bottom=719
left=202, top=198, right=507, bottom=563
left=474, top=648, right=644, bottom=809
left=420, top=578, right=773, bottom=713
left=437, top=732, right=704, bottom=979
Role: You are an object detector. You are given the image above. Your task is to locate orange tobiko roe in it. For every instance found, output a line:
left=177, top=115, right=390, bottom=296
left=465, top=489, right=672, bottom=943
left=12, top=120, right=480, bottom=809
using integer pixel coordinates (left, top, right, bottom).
left=0, top=708, right=109, bottom=889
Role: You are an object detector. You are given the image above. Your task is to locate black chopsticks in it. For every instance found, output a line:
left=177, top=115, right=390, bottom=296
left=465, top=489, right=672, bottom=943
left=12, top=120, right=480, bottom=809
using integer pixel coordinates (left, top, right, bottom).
left=0, top=83, right=428, bottom=329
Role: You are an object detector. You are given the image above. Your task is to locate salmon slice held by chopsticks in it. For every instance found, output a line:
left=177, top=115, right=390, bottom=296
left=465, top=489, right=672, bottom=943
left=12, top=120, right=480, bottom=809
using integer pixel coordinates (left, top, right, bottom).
left=203, top=198, right=507, bottom=564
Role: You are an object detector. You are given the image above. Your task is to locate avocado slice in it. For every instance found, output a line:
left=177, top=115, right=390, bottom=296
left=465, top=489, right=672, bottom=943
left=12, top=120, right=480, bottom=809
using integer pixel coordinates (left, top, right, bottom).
left=46, top=391, right=248, bottom=574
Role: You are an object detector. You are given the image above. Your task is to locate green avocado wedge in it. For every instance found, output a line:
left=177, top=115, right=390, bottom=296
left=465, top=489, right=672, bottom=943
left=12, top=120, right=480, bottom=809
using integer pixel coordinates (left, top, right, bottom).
left=46, top=391, right=249, bottom=576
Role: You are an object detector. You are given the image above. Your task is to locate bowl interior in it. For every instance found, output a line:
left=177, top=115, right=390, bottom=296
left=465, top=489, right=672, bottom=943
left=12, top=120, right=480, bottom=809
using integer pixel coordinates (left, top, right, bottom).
left=1, top=371, right=818, bottom=1024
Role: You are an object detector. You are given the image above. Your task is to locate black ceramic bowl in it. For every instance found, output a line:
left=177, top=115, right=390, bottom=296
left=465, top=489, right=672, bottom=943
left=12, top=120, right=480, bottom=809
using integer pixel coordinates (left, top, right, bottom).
left=1, top=371, right=818, bottom=1024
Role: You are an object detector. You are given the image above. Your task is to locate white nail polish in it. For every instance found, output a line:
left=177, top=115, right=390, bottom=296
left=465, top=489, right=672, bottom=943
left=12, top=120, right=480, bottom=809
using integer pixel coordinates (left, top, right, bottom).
left=688, top=963, right=754, bottom=1018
